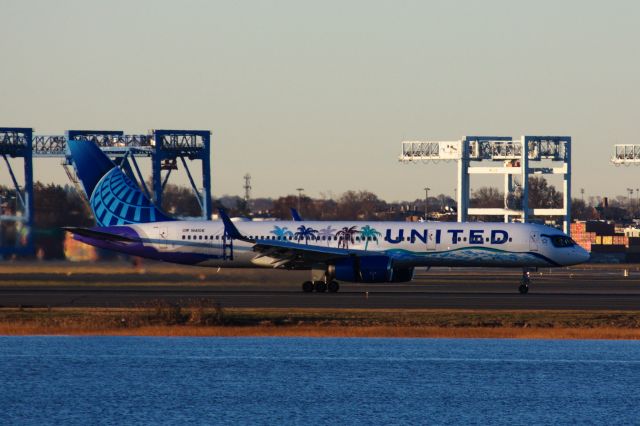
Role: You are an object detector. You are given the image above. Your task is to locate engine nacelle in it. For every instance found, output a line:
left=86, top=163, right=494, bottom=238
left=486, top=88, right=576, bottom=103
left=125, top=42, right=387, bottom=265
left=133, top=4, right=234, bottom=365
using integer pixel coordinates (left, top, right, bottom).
left=329, top=256, right=414, bottom=283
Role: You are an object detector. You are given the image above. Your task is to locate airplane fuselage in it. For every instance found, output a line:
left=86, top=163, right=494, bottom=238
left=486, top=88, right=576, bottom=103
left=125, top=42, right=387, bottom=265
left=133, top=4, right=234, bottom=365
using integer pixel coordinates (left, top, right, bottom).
left=75, top=220, right=590, bottom=270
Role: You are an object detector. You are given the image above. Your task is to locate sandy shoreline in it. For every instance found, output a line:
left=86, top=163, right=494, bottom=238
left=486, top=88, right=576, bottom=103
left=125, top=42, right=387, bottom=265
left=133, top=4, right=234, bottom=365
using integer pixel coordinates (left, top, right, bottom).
left=2, top=307, right=640, bottom=339
left=3, top=324, right=640, bottom=340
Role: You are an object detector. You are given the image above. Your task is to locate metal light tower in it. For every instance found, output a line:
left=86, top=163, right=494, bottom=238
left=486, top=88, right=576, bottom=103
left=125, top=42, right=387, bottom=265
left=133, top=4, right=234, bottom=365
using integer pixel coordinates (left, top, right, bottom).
left=424, top=187, right=430, bottom=221
left=243, top=174, right=252, bottom=202
left=296, top=188, right=304, bottom=213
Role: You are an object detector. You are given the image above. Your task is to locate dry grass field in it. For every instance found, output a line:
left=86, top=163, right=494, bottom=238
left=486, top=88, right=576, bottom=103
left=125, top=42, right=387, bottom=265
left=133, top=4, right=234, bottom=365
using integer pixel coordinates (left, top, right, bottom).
left=2, top=307, right=640, bottom=339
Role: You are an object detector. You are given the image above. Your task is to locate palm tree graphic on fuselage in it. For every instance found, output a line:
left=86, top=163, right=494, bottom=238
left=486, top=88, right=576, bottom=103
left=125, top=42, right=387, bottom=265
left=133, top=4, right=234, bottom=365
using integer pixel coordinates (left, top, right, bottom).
left=359, top=225, right=382, bottom=250
left=336, top=226, right=358, bottom=249
left=271, top=226, right=294, bottom=239
left=317, top=226, right=336, bottom=246
left=294, top=225, right=318, bottom=244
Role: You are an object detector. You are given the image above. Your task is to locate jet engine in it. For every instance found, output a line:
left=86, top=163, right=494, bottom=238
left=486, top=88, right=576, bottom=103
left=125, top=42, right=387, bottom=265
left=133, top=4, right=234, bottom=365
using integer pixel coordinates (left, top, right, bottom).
left=328, top=256, right=414, bottom=283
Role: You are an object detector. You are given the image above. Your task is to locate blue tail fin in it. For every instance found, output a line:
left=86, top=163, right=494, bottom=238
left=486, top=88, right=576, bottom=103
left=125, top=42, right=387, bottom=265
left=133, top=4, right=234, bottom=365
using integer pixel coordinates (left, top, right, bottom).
left=290, top=208, right=303, bottom=221
left=68, top=140, right=174, bottom=226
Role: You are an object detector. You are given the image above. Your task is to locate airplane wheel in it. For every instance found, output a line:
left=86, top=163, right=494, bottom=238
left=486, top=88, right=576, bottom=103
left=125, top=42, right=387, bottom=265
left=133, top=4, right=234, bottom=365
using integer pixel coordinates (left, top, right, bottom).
left=302, top=281, right=314, bottom=293
left=518, top=284, right=529, bottom=294
left=328, top=281, right=340, bottom=293
left=315, top=282, right=327, bottom=293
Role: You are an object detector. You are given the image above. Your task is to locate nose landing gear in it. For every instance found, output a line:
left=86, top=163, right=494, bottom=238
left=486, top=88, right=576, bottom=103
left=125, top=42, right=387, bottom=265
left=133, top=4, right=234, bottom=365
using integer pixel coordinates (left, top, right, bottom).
left=518, top=269, right=531, bottom=294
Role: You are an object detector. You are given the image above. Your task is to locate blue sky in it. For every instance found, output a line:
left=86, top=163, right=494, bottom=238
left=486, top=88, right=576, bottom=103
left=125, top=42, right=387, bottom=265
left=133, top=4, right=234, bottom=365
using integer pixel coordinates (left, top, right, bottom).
left=1, top=0, right=639, bottom=201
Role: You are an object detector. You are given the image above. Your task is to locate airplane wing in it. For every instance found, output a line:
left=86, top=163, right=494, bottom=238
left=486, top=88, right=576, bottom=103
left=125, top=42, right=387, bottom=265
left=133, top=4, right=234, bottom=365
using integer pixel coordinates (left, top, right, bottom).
left=218, top=208, right=390, bottom=269
left=251, top=239, right=357, bottom=267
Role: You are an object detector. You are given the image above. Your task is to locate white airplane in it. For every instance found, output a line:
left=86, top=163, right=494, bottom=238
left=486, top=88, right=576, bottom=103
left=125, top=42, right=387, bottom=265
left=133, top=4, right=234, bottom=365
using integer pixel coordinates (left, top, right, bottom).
left=65, top=140, right=590, bottom=294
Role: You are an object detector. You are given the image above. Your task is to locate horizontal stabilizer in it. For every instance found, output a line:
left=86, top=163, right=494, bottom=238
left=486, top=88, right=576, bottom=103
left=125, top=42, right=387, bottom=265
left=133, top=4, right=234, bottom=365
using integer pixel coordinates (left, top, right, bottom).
left=63, top=227, right=139, bottom=243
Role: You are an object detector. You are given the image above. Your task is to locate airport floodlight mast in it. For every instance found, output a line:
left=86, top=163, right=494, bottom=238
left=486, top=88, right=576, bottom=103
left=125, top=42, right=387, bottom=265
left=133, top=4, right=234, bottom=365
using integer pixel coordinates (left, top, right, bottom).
left=424, top=187, right=430, bottom=220
left=399, top=136, right=572, bottom=234
left=296, top=188, right=304, bottom=213
left=243, top=173, right=252, bottom=203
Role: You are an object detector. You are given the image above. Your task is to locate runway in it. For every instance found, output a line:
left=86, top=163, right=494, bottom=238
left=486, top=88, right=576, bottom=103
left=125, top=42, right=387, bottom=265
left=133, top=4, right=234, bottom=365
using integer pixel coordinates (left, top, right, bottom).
left=1, top=264, right=640, bottom=310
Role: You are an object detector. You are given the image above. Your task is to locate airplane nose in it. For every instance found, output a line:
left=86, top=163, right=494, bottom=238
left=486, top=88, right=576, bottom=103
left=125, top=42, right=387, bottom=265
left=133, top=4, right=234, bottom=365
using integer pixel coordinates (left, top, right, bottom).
left=578, top=247, right=590, bottom=264
left=564, top=246, right=590, bottom=266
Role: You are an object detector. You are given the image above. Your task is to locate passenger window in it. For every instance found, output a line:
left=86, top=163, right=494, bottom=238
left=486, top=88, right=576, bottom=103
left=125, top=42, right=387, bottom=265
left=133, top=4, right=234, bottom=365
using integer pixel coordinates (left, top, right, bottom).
left=188, top=235, right=191, bottom=240
left=182, top=235, right=185, bottom=240
left=463, top=237, right=467, bottom=242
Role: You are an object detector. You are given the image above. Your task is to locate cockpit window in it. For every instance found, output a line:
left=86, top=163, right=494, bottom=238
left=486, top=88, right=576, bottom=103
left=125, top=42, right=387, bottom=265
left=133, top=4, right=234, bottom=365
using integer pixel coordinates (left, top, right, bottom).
left=547, top=235, right=575, bottom=248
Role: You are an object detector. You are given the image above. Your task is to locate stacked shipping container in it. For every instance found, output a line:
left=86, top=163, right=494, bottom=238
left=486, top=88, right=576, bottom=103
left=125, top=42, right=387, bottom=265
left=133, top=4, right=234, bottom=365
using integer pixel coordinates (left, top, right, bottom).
left=571, top=221, right=629, bottom=253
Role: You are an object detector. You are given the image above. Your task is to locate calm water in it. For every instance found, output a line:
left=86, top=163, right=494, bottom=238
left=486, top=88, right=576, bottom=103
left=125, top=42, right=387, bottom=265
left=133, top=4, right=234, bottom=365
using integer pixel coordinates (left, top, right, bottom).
left=1, top=337, right=639, bottom=425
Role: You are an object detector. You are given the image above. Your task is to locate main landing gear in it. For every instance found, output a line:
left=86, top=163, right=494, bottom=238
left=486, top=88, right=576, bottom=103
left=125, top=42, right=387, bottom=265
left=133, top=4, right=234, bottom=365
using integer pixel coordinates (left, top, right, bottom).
left=518, top=269, right=531, bottom=294
left=302, top=265, right=341, bottom=293
left=301, top=280, right=340, bottom=293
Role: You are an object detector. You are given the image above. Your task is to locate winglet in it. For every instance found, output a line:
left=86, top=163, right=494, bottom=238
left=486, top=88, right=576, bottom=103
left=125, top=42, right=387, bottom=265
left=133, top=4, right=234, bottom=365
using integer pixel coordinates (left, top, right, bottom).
left=218, top=208, right=251, bottom=241
left=290, top=208, right=303, bottom=221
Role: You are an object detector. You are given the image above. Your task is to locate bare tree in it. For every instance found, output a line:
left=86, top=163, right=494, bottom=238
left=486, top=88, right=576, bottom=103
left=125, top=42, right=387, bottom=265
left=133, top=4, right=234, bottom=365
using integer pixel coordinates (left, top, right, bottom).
left=470, top=187, right=503, bottom=208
